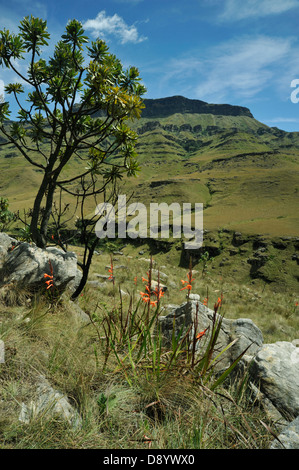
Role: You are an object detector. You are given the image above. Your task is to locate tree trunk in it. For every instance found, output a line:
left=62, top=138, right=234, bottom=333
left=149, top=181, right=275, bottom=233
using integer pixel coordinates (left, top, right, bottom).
left=30, top=172, right=51, bottom=248
left=71, top=239, right=98, bottom=299
left=39, top=177, right=58, bottom=247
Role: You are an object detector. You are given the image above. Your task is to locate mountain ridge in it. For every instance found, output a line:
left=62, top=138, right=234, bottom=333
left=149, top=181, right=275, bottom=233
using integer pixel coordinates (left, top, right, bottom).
left=0, top=95, right=298, bottom=240
left=141, top=95, right=254, bottom=119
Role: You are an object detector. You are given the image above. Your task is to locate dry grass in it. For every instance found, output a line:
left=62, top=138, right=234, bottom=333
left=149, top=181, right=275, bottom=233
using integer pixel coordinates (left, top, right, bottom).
left=0, top=239, right=297, bottom=449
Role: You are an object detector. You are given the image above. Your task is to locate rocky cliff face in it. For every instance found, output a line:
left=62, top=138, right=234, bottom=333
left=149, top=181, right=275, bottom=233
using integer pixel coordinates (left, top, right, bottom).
left=142, top=95, right=254, bottom=119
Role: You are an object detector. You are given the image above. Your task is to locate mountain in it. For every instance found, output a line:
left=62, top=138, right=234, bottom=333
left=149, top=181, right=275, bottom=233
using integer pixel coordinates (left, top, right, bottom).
left=1, top=96, right=299, bottom=239
left=121, top=96, right=299, bottom=238
left=140, top=95, right=254, bottom=118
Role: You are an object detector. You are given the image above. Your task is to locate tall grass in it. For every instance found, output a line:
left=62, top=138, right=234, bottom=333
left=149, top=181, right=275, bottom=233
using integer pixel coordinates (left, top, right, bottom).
left=0, top=252, right=287, bottom=449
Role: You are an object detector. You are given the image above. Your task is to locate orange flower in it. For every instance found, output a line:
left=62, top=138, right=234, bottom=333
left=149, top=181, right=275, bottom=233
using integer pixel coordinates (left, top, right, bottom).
left=108, top=255, right=114, bottom=284
left=203, top=297, right=208, bottom=306
left=153, top=286, right=164, bottom=301
left=295, top=302, right=298, bottom=307
left=180, top=283, right=192, bottom=292
left=214, top=294, right=223, bottom=313
left=108, top=269, right=113, bottom=280
left=181, top=268, right=195, bottom=294
left=44, top=260, right=54, bottom=290
left=45, top=280, right=54, bottom=289
left=187, top=272, right=194, bottom=283
left=140, top=291, right=150, bottom=303
left=196, top=328, right=208, bottom=340
left=140, top=271, right=163, bottom=308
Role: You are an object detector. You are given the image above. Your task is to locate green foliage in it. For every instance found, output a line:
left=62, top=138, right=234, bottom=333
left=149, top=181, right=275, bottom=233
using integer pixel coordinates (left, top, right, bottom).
left=0, top=245, right=291, bottom=449
left=0, top=198, right=16, bottom=231
left=0, top=15, right=146, bottom=249
left=17, top=226, right=32, bottom=242
left=97, top=392, right=117, bottom=416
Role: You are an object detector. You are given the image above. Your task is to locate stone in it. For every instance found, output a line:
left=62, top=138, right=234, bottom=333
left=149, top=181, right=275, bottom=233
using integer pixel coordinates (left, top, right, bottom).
left=152, top=269, right=168, bottom=280
left=188, top=293, right=200, bottom=301
left=87, top=280, right=107, bottom=288
left=0, top=232, right=18, bottom=269
left=270, top=416, right=299, bottom=449
left=120, top=289, right=129, bottom=297
left=249, top=342, right=299, bottom=420
left=151, top=279, right=167, bottom=292
left=158, top=300, right=263, bottom=370
left=229, top=317, right=263, bottom=362
left=68, top=300, right=90, bottom=323
left=168, top=281, right=177, bottom=289
left=0, top=241, right=82, bottom=294
left=249, top=382, right=288, bottom=428
left=19, top=375, right=82, bottom=429
left=139, top=258, right=156, bottom=265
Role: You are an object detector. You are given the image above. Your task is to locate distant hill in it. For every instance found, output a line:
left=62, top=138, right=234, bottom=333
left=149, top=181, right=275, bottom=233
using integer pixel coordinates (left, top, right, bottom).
left=124, top=96, right=299, bottom=237
left=141, top=95, right=254, bottom=118
left=1, top=95, right=299, bottom=238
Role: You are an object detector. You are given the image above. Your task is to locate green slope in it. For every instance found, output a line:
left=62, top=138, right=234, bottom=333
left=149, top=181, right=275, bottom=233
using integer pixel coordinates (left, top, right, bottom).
left=0, top=96, right=299, bottom=237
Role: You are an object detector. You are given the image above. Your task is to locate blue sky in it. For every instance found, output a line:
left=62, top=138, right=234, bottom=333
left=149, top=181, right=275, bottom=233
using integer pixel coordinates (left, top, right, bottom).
left=1, top=0, right=299, bottom=131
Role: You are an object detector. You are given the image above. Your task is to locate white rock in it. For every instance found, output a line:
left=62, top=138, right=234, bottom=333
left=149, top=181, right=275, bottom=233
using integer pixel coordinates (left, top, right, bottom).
left=19, top=375, right=82, bottom=429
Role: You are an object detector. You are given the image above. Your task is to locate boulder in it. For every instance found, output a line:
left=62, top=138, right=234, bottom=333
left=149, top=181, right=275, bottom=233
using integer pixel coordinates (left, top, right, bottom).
left=19, top=375, right=82, bottom=429
left=0, top=234, right=82, bottom=294
left=270, top=416, right=299, bottom=449
left=188, top=293, right=200, bottom=301
left=249, top=342, right=299, bottom=420
left=0, top=232, right=18, bottom=269
left=158, top=300, right=263, bottom=369
left=68, top=299, right=91, bottom=323
left=152, top=269, right=168, bottom=280
left=151, top=279, right=167, bottom=293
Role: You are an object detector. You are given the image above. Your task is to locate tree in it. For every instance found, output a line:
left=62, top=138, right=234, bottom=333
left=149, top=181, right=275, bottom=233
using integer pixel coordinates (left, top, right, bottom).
left=0, top=16, right=146, bottom=250
left=0, top=197, right=16, bottom=231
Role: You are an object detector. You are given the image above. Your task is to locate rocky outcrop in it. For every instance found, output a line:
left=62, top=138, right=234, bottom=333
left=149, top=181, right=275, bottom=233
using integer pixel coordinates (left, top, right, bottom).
left=141, top=96, right=253, bottom=119
left=270, top=416, right=299, bottom=449
left=0, top=233, right=82, bottom=295
left=158, top=300, right=263, bottom=370
left=0, top=232, right=18, bottom=267
left=19, top=375, right=82, bottom=429
left=249, top=341, right=299, bottom=421
left=159, top=298, right=299, bottom=448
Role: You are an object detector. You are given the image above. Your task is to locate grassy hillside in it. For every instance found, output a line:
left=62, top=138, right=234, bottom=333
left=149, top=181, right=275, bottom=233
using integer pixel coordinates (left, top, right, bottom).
left=123, top=110, right=299, bottom=237
left=1, top=243, right=297, bottom=449
left=0, top=97, right=298, bottom=449
left=1, top=96, right=298, bottom=238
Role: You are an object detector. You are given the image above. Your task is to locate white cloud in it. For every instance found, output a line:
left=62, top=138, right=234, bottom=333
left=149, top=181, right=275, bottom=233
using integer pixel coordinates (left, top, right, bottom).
left=267, top=117, right=299, bottom=123
left=83, top=10, right=147, bottom=45
left=157, top=35, right=295, bottom=103
left=199, top=36, right=291, bottom=100
left=220, top=0, right=299, bottom=21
